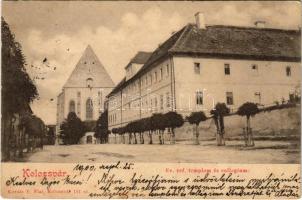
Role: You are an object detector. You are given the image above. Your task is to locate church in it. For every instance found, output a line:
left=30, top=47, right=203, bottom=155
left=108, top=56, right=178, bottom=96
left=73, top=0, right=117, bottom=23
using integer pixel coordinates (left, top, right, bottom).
left=56, top=45, right=115, bottom=136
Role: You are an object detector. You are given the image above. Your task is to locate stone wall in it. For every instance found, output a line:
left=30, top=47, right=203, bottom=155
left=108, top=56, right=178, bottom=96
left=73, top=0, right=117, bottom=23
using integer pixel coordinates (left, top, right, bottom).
left=108, top=106, right=300, bottom=144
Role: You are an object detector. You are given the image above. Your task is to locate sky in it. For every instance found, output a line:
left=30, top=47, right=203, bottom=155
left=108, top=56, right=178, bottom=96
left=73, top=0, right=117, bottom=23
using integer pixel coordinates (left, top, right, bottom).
left=2, top=1, right=301, bottom=124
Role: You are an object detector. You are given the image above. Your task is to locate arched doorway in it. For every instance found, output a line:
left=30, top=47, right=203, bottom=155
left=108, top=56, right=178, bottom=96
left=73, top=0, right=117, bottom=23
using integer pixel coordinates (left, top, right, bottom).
left=86, top=135, right=93, bottom=144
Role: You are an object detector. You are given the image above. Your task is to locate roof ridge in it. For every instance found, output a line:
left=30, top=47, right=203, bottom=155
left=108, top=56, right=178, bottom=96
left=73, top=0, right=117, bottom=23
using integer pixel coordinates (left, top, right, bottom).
left=206, top=24, right=301, bottom=33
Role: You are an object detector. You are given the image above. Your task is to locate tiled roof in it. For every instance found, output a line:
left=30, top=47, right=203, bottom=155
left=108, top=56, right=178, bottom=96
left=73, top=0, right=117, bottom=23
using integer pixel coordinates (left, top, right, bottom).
left=107, top=77, right=126, bottom=97
left=130, top=51, right=152, bottom=64
left=107, top=24, right=301, bottom=97
left=125, top=51, right=152, bottom=69
left=170, top=24, right=301, bottom=60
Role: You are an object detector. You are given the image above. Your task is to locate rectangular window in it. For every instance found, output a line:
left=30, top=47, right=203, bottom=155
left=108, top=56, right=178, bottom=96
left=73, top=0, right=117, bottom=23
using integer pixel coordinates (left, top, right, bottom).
left=154, top=72, right=157, bottom=82
left=196, top=91, right=203, bottom=105
left=226, top=92, right=234, bottom=105
left=166, top=64, right=169, bottom=76
left=286, top=66, right=291, bottom=76
left=254, top=92, right=261, bottom=104
left=194, top=63, right=200, bottom=74
left=160, top=95, right=164, bottom=110
left=160, top=68, right=163, bottom=80
left=77, top=92, right=81, bottom=115
left=166, top=92, right=170, bottom=108
left=145, top=76, right=148, bottom=86
left=98, top=91, right=103, bottom=105
left=154, top=97, right=158, bottom=111
left=224, top=64, right=230, bottom=75
left=149, top=74, right=152, bottom=85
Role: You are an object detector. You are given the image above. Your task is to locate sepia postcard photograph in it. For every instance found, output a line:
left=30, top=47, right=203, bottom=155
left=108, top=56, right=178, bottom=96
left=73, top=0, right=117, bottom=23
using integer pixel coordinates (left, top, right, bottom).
left=1, top=1, right=301, bottom=199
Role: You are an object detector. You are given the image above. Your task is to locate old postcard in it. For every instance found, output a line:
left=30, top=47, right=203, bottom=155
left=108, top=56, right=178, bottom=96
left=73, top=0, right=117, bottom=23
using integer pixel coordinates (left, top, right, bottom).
left=1, top=1, right=301, bottom=199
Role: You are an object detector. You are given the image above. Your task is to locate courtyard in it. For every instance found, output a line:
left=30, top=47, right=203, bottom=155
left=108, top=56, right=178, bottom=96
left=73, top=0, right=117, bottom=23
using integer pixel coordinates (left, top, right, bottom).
left=19, top=139, right=300, bottom=164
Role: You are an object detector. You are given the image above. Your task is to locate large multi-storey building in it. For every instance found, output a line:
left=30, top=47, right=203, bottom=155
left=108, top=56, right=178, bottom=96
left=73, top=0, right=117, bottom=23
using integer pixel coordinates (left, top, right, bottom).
left=107, top=13, right=301, bottom=131
left=56, top=45, right=114, bottom=134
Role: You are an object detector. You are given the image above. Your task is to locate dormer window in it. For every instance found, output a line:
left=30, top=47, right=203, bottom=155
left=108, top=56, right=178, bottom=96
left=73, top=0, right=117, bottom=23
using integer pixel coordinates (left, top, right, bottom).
left=86, top=78, right=93, bottom=88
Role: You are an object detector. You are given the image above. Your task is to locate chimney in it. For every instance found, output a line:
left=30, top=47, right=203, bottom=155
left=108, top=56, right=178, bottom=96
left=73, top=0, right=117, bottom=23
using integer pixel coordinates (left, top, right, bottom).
left=254, top=21, right=266, bottom=28
left=195, top=12, right=206, bottom=29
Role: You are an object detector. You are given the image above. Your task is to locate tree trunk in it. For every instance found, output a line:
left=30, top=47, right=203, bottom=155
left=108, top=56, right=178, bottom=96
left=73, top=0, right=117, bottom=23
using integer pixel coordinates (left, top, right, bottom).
left=219, top=116, right=226, bottom=146
left=122, top=134, right=125, bottom=144
left=149, top=131, right=153, bottom=144
left=158, top=130, right=162, bottom=145
left=246, top=116, right=255, bottom=147
left=128, top=133, right=132, bottom=144
left=134, top=133, right=137, bottom=144
left=161, top=130, right=164, bottom=144
left=140, top=132, right=144, bottom=144
left=194, top=124, right=200, bottom=145
left=171, top=128, right=176, bottom=144
left=214, top=118, right=221, bottom=146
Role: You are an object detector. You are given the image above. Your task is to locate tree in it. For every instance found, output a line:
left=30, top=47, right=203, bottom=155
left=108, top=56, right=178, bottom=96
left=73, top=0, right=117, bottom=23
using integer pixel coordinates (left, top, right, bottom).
left=164, top=112, right=184, bottom=144
left=1, top=17, right=38, bottom=160
left=143, top=118, right=153, bottom=144
left=117, top=127, right=126, bottom=144
left=136, top=119, right=145, bottom=144
left=151, top=113, right=167, bottom=144
left=94, top=110, right=109, bottom=144
left=211, top=103, right=230, bottom=146
left=125, top=122, right=134, bottom=144
left=111, top=128, right=118, bottom=144
left=186, top=111, right=207, bottom=145
left=59, top=112, right=85, bottom=145
left=237, top=102, right=259, bottom=146
left=20, top=114, right=46, bottom=151
left=151, top=114, right=160, bottom=144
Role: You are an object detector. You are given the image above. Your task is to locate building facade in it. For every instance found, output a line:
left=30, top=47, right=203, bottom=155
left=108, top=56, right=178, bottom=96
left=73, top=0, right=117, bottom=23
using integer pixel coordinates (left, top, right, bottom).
left=107, top=14, right=301, bottom=131
left=56, top=45, right=115, bottom=134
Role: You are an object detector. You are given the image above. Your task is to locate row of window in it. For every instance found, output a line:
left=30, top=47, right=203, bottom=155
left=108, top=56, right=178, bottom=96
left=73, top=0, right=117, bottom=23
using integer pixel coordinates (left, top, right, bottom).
left=196, top=91, right=234, bottom=105
left=194, top=63, right=292, bottom=76
left=123, top=64, right=170, bottom=94
left=109, top=92, right=171, bottom=125
left=69, top=98, right=94, bottom=120
left=109, top=113, right=117, bottom=124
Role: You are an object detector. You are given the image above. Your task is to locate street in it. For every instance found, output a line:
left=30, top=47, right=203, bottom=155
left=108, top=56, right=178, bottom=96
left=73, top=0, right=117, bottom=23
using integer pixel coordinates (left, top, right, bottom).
left=20, top=140, right=300, bottom=163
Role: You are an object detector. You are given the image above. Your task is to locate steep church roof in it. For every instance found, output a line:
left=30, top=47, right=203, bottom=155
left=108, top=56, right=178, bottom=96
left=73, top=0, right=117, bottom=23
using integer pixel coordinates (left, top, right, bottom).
left=64, top=45, right=114, bottom=88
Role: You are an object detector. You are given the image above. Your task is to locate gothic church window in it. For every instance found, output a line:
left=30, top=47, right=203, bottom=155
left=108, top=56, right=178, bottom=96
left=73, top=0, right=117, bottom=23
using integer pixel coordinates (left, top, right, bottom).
left=86, top=98, right=93, bottom=120
left=69, top=100, right=75, bottom=113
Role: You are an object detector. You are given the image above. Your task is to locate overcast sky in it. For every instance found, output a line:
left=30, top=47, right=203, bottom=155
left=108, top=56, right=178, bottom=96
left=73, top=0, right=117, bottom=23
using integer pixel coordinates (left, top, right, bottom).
left=2, top=1, right=301, bottom=124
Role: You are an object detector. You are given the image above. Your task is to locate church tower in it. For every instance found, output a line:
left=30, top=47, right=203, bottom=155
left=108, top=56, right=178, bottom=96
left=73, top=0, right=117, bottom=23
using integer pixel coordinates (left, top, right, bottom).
left=56, top=45, right=114, bottom=133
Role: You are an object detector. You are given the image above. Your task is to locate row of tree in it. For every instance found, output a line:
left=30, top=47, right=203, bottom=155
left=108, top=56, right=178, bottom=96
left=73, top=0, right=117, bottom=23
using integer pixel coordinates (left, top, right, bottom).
left=109, top=101, right=297, bottom=147
left=2, top=17, right=40, bottom=160
left=111, top=111, right=184, bottom=145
